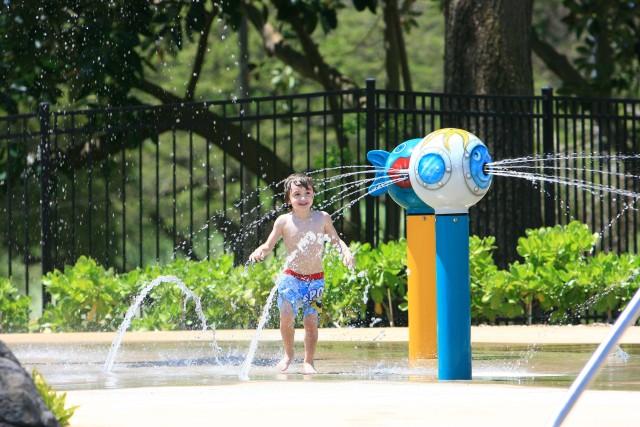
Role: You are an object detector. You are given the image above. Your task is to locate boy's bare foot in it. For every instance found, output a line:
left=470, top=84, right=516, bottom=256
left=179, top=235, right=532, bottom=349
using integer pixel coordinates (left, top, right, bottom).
left=277, top=354, right=293, bottom=372
left=303, top=362, right=317, bottom=374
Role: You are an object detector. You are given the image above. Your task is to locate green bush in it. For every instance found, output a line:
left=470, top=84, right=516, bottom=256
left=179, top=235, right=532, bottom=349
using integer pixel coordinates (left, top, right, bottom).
left=472, top=221, right=640, bottom=324
left=353, top=240, right=407, bottom=322
left=514, top=221, right=599, bottom=321
left=5, top=220, right=638, bottom=330
left=203, top=257, right=282, bottom=329
left=34, top=246, right=375, bottom=332
left=37, top=254, right=284, bottom=332
left=134, top=256, right=283, bottom=330
left=0, top=277, right=31, bottom=332
left=469, top=235, right=521, bottom=322
left=39, top=256, right=131, bottom=332
left=570, top=251, right=640, bottom=323
left=321, top=241, right=370, bottom=327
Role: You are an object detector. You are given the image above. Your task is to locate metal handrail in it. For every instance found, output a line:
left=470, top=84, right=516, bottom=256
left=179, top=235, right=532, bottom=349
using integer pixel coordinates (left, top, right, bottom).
left=547, top=285, right=640, bottom=426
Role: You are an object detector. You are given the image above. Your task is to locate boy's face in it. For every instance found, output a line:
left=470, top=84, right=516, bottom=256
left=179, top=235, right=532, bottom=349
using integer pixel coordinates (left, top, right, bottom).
left=288, top=183, right=314, bottom=211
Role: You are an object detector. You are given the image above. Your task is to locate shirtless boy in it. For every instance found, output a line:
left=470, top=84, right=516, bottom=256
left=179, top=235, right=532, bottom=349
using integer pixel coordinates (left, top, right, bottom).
left=248, top=173, right=355, bottom=374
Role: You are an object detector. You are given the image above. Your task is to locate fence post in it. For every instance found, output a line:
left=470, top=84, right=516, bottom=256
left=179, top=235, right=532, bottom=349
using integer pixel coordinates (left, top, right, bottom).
left=541, top=87, right=555, bottom=226
left=365, top=78, right=376, bottom=245
left=39, top=102, right=52, bottom=308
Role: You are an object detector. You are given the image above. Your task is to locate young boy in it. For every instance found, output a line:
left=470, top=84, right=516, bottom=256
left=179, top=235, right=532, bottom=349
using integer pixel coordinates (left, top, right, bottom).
left=248, top=173, right=355, bottom=374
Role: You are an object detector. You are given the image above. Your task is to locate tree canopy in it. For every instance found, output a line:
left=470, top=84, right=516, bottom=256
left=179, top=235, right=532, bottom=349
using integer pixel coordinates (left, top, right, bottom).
left=2, top=0, right=640, bottom=269
left=1, top=0, right=382, bottom=114
left=1, top=0, right=240, bottom=113
left=2, top=0, right=639, bottom=116
left=533, top=0, right=640, bottom=97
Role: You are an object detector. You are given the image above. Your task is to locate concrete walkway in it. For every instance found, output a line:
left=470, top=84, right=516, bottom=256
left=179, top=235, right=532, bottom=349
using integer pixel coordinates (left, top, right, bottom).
left=4, top=326, right=640, bottom=426
left=64, top=380, right=639, bottom=427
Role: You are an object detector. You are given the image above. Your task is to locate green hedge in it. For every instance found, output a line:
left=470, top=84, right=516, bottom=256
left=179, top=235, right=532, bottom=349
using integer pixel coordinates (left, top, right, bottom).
left=2, top=221, right=639, bottom=332
left=31, top=245, right=379, bottom=332
left=0, top=277, right=30, bottom=332
left=471, top=221, right=640, bottom=324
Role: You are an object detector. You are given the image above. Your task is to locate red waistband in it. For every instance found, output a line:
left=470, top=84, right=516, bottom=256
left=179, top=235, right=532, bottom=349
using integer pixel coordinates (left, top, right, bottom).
left=284, top=269, right=324, bottom=281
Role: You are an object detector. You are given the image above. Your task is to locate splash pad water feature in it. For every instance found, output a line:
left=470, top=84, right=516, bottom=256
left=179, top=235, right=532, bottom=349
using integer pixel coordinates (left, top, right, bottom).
left=4, top=126, right=640, bottom=425
left=4, top=327, right=640, bottom=426
left=369, top=128, right=493, bottom=379
left=366, top=127, right=640, bottom=424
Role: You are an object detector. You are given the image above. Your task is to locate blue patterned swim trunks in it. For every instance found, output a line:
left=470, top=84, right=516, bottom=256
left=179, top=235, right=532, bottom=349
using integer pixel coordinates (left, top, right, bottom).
left=277, top=270, right=325, bottom=318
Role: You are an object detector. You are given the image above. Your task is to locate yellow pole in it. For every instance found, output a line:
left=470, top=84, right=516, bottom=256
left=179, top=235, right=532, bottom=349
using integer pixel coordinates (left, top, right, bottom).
left=407, top=214, right=437, bottom=362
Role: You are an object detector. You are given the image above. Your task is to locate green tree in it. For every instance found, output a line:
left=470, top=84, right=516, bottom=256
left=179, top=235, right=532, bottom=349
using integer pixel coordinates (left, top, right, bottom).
left=0, top=0, right=422, bottom=198
left=4, top=0, right=640, bottom=270
left=1, top=0, right=425, bottom=265
left=532, top=0, right=640, bottom=179
left=533, top=0, right=640, bottom=97
left=1, top=1, right=285, bottom=186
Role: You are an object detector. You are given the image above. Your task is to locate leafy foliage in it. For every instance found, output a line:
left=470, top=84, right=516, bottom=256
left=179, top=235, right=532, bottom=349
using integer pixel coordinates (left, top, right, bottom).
left=31, top=368, right=78, bottom=427
left=5, top=221, right=639, bottom=330
left=469, top=235, right=517, bottom=322
left=562, top=0, right=640, bottom=95
left=513, top=221, right=599, bottom=319
left=127, top=256, right=283, bottom=330
left=33, top=244, right=375, bottom=332
left=352, top=240, right=407, bottom=319
left=0, top=0, right=242, bottom=112
left=472, top=221, right=640, bottom=324
left=0, top=0, right=380, bottom=114
left=0, top=277, right=31, bottom=332
left=39, top=256, right=130, bottom=332
left=322, top=241, right=373, bottom=326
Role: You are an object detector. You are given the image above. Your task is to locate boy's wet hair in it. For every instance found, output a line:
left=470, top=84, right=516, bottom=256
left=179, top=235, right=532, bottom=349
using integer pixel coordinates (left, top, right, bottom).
left=283, top=173, right=315, bottom=206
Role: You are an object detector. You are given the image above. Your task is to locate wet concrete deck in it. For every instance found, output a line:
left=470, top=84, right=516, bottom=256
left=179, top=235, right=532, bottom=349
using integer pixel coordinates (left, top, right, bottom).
left=5, top=324, right=640, bottom=345
left=3, top=326, right=640, bottom=426
left=63, top=379, right=639, bottom=427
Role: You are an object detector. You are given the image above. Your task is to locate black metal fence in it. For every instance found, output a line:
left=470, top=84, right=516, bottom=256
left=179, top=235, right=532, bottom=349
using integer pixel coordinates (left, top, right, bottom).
left=2, top=79, right=640, bottom=309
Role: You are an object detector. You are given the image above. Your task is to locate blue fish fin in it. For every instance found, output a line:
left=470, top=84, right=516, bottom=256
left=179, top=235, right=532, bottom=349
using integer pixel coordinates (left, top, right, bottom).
left=367, top=150, right=391, bottom=196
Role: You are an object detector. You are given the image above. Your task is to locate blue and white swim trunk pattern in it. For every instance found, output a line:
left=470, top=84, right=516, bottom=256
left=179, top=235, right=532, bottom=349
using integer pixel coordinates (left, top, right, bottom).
left=277, top=270, right=325, bottom=318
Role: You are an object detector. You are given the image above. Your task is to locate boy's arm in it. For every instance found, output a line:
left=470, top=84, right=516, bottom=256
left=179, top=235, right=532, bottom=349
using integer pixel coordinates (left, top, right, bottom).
left=248, top=216, right=284, bottom=262
left=321, top=212, right=356, bottom=268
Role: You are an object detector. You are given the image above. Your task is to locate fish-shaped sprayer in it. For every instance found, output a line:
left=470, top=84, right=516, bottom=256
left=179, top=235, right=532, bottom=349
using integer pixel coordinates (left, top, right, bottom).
left=367, top=129, right=493, bottom=214
left=367, top=138, right=434, bottom=214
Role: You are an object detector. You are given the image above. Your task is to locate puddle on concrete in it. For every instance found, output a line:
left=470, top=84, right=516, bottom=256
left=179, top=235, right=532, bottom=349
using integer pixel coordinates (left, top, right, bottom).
left=8, top=339, right=640, bottom=392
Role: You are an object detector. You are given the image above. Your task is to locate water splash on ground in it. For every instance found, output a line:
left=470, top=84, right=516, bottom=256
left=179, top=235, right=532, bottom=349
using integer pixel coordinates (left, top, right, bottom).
left=103, top=275, right=219, bottom=373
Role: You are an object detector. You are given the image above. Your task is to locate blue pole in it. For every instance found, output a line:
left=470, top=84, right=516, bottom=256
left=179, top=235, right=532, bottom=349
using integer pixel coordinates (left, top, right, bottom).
left=435, top=214, right=471, bottom=380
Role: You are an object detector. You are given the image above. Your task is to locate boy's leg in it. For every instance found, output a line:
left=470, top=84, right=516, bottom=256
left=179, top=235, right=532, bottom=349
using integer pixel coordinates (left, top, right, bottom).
left=277, top=300, right=295, bottom=372
left=302, top=313, right=319, bottom=374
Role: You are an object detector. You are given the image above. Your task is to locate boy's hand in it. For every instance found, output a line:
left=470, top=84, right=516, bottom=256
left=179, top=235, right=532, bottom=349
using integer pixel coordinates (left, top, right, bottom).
left=342, top=252, right=356, bottom=268
left=248, top=248, right=266, bottom=263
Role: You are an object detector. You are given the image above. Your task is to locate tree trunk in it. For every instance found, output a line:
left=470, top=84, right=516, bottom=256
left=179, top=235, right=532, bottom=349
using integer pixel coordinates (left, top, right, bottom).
left=383, top=0, right=401, bottom=91
left=380, top=0, right=413, bottom=241
left=382, top=0, right=414, bottom=93
left=443, top=0, right=541, bottom=267
left=444, top=0, right=533, bottom=95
